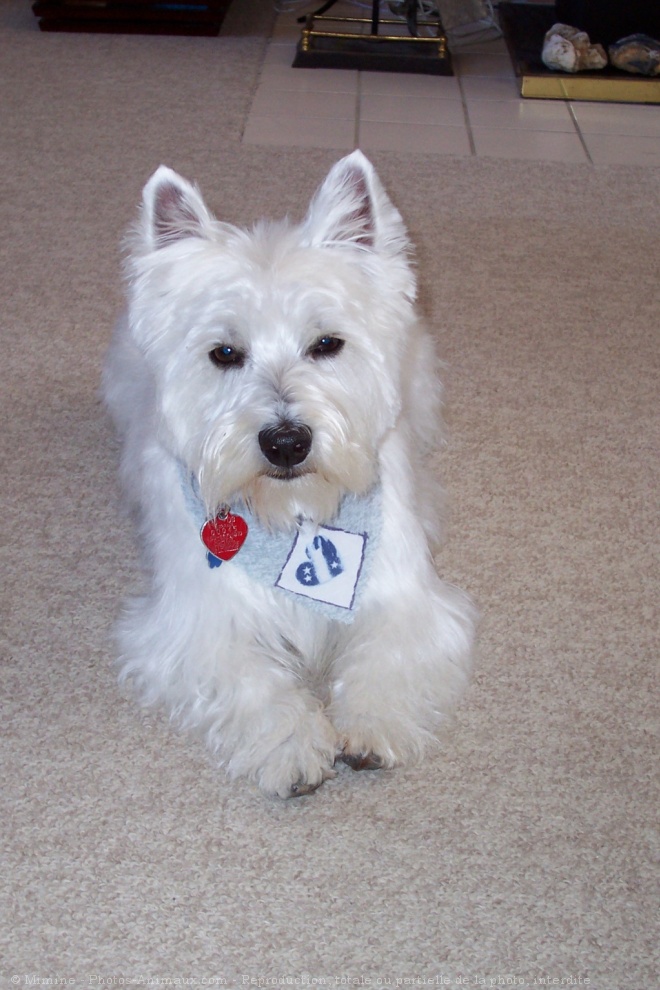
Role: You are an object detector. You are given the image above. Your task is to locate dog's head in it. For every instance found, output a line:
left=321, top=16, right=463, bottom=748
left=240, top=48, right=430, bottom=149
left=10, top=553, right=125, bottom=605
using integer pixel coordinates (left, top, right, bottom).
left=126, top=152, right=419, bottom=529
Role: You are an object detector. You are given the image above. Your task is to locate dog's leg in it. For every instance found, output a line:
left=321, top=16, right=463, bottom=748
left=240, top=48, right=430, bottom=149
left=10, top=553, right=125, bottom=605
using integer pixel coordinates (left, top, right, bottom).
left=205, top=596, right=341, bottom=798
left=330, top=580, right=473, bottom=771
left=328, top=434, right=475, bottom=771
left=117, top=571, right=340, bottom=799
left=217, top=658, right=340, bottom=798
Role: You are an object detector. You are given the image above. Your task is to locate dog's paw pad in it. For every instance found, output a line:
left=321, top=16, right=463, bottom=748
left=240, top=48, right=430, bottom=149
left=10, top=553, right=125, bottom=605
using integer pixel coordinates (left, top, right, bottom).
left=256, top=714, right=339, bottom=799
left=287, top=766, right=337, bottom=798
left=289, top=780, right=322, bottom=798
left=340, top=751, right=385, bottom=772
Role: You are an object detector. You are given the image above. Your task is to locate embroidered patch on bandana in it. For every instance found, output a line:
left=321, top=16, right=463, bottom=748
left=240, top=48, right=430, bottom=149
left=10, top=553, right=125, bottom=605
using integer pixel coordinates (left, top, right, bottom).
left=276, top=523, right=367, bottom=612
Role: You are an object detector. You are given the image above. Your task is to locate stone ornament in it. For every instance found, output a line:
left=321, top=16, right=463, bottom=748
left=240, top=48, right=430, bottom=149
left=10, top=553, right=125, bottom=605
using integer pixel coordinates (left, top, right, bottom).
left=609, top=34, right=660, bottom=76
left=541, top=22, right=607, bottom=73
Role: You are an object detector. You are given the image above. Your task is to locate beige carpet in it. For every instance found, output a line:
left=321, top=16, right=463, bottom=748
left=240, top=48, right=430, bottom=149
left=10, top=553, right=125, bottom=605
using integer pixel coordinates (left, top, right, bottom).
left=2, top=1, right=658, bottom=986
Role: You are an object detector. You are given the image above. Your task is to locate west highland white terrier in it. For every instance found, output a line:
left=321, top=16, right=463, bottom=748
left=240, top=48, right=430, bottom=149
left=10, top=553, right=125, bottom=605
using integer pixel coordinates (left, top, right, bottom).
left=103, top=151, right=474, bottom=798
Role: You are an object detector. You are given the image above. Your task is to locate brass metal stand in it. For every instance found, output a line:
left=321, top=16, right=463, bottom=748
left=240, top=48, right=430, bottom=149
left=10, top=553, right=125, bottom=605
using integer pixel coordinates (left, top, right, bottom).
left=293, top=2, right=453, bottom=75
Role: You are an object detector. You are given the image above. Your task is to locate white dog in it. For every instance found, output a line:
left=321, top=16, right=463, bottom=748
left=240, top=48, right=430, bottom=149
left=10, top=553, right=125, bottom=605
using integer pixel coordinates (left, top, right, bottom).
left=103, top=151, right=474, bottom=798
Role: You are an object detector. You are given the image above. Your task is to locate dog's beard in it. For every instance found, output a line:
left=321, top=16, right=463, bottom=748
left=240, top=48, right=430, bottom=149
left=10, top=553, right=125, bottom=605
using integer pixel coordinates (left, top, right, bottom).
left=190, top=442, right=377, bottom=532
left=188, top=410, right=380, bottom=531
left=243, top=460, right=377, bottom=531
left=195, top=454, right=379, bottom=531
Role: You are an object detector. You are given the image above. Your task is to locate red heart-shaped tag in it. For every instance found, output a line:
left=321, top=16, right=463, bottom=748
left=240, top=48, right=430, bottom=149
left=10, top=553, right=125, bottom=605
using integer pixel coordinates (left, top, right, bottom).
left=201, top=512, right=248, bottom=562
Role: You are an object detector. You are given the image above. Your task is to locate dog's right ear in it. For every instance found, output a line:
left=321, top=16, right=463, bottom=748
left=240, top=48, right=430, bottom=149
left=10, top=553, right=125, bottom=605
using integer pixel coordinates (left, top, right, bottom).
left=140, top=166, right=215, bottom=250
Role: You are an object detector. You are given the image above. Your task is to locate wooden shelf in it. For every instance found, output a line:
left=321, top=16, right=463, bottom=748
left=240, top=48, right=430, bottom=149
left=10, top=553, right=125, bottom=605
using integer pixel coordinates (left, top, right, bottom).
left=32, top=0, right=233, bottom=36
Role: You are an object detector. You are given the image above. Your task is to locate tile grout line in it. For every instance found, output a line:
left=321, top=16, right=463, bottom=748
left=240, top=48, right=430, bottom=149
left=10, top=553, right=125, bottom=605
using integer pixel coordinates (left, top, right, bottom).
left=566, top=101, right=594, bottom=165
left=456, top=70, right=477, bottom=157
left=355, top=71, right=362, bottom=149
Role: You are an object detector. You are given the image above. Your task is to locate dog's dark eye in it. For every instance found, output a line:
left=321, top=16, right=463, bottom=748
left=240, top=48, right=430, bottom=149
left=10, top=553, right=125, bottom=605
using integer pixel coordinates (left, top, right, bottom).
left=309, top=335, right=344, bottom=359
left=209, top=344, right=245, bottom=368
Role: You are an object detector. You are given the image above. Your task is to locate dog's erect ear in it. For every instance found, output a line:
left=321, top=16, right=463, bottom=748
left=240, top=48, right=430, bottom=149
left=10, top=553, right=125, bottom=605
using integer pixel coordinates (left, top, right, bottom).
left=140, top=166, right=215, bottom=250
left=301, top=150, right=410, bottom=258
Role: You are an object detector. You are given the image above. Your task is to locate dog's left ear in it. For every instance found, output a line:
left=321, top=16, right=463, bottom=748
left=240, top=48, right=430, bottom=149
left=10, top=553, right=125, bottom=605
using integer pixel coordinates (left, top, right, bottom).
left=140, top=165, right=216, bottom=250
left=301, top=150, right=410, bottom=259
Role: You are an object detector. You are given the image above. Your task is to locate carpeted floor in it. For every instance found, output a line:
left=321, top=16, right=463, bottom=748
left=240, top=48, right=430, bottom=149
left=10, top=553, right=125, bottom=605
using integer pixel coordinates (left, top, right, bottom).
left=1, top=1, right=658, bottom=987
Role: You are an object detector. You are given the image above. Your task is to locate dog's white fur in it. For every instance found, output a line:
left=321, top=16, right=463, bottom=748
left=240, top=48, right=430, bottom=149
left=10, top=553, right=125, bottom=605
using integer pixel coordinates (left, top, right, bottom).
left=103, top=151, right=474, bottom=797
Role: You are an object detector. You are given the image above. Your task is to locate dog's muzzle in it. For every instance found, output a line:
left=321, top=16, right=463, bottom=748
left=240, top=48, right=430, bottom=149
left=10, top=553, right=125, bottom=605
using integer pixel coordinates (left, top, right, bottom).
left=258, top=422, right=313, bottom=471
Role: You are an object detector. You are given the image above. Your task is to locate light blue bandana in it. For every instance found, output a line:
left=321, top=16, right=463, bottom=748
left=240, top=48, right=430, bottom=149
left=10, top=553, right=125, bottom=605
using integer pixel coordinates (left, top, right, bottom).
left=181, top=469, right=381, bottom=623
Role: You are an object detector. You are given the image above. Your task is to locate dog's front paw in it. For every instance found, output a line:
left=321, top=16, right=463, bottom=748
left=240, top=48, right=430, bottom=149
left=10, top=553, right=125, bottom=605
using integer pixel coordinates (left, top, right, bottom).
left=339, top=750, right=385, bottom=772
left=336, top=718, right=401, bottom=774
left=256, top=711, right=339, bottom=799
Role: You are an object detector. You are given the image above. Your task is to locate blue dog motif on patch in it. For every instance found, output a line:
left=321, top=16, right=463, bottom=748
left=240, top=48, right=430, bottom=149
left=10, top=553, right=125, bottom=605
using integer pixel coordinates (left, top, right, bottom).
left=295, top=534, right=344, bottom=586
left=277, top=524, right=367, bottom=612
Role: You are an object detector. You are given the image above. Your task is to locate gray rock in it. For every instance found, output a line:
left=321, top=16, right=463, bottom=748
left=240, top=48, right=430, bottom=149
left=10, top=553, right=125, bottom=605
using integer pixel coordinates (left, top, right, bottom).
left=609, top=34, right=660, bottom=77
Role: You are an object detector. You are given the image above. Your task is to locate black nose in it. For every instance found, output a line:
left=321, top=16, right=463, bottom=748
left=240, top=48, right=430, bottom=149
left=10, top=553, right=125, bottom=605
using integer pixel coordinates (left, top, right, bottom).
left=258, top=422, right=313, bottom=470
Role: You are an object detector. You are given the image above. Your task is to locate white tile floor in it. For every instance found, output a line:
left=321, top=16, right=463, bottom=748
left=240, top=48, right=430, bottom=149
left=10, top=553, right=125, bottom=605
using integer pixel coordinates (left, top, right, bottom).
left=243, top=3, right=660, bottom=166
